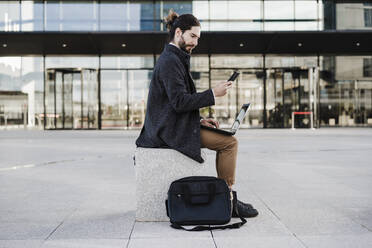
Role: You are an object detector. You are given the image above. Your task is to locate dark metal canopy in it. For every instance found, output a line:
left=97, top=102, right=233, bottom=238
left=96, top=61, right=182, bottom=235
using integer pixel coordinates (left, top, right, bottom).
left=1, top=31, right=372, bottom=56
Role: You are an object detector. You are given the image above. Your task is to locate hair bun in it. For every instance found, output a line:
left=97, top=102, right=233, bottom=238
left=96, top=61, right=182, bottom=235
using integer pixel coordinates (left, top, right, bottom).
left=165, top=9, right=179, bottom=31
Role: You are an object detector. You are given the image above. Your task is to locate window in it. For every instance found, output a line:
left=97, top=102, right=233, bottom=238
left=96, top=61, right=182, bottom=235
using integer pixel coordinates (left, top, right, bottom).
left=363, top=58, right=372, bottom=77
left=45, top=1, right=98, bottom=31
left=365, top=9, right=372, bottom=27
left=0, top=1, right=20, bottom=31
left=21, top=0, right=44, bottom=31
left=100, top=2, right=128, bottom=31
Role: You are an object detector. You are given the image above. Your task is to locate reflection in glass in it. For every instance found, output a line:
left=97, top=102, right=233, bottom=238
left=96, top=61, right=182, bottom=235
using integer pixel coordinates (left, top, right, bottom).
left=295, top=21, right=318, bottom=31
left=100, top=2, right=128, bottom=31
left=210, top=1, right=228, bottom=20
left=209, top=21, right=261, bottom=31
left=160, top=1, right=192, bottom=31
left=128, top=70, right=151, bottom=129
left=295, top=1, right=318, bottom=19
left=229, top=1, right=261, bottom=20
left=0, top=57, right=25, bottom=128
left=72, top=72, right=81, bottom=129
left=266, top=67, right=314, bottom=128
left=101, top=70, right=127, bottom=129
left=84, top=69, right=98, bottom=129
left=365, top=7, right=372, bottom=27
left=45, top=70, right=55, bottom=129
left=100, top=56, right=154, bottom=69
left=211, top=55, right=263, bottom=69
left=46, top=56, right=99, bottom=69
left=138, top=1, right=156, bottom=31
left=239, top=70, right=264, bottom=128
left=63, top=73, right=73, bottom=129
left=21, top=57, right=44, bottom=128
left=191, top=56, right=209, bottom=72
left=0, top=1, right=20, bottom=31
left=21, top=0, right=44, bottom=31
left=45, top=68, right=98, bottom=129
left=265, top=56, right=317, bottom=68
left=319, top=56, right=372, bottom=127
left=45, top=1, right=98, bottom=31
left=264, top=22, right=294, bottom=31
left=192, top=1, right=209, bottom=21
left=55, top=71, right=63, bottom=128
left=211, top=69, right=238, bottom=128
left=336, top=3, right=372, bottom=30
left=264, top=1, right=294, bottom=20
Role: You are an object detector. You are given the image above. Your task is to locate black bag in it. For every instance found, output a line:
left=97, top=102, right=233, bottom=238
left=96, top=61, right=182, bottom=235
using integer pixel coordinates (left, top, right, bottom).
left=165, top=176, right=247, bottom=231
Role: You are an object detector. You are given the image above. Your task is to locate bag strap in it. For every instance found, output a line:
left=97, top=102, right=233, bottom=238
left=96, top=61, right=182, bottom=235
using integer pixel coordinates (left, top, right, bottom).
left=169, top=198, right=247, bottom=231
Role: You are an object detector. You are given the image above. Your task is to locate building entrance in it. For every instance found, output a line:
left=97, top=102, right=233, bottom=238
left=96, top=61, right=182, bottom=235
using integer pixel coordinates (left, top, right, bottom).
left=266, top=67, right=319, bottom=128
left=44, top=68, right=99, bottom=129
left=100, top=69, right=151, bottom=129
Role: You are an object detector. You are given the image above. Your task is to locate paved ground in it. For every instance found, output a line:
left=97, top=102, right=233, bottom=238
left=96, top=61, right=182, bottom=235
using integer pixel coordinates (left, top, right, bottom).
left=0, top=128, right=371, bottom=248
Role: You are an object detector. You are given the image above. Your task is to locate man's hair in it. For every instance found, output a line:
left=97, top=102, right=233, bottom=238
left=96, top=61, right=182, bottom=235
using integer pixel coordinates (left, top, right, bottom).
left=164, top=9, right=200, bottom=42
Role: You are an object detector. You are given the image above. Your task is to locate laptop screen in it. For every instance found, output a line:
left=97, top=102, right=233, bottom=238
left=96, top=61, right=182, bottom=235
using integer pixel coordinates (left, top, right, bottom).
left=231, top=103, right=250, bottom=131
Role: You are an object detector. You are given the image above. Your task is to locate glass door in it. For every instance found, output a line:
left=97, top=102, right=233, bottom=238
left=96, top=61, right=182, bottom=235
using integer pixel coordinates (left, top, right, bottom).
left=45, top=68, right=98, bottom=129
left=238, top=70, right=265, bottom=128
left=100, top=70, right=128, bottom=129
left=266, top=67, right=317, bottom=128
left=128, top=70, right=151, bottom=129
left=355, top=81, right=372, bottom=126
left=81, top=69, right=98, bottom=129
left=337, top=80, right=372, bottom=126
left=100, top=69, right=151, bottom=129
left=63, top=72, right=73, bottom=128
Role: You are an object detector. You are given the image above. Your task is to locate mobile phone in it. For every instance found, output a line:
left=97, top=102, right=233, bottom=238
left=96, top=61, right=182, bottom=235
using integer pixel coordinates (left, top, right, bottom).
left=227, top=71, right=240, bottom=82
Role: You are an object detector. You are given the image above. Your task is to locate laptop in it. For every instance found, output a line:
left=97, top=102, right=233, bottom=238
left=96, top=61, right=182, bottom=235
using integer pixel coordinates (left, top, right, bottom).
left=200, top=103, right=251, bottom=136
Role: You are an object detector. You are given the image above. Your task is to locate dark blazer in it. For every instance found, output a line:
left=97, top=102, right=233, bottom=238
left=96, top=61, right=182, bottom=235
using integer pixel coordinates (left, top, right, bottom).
left=136, top=44, right=215, bottom=163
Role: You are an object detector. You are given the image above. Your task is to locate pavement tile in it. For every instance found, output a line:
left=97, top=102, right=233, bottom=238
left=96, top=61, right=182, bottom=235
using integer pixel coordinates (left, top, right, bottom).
left=1, top=129, right=372, bottom=247
left=211, top=202, right=292, bottom=238
left=299, top=234, right=372, bottom=248
left=0, top=240, right=44, bottom=248
left=128, top=237, right=215, bottom=248
left=337, top=207, right=372, bottom=230
left=213, top=236, right=306, bottom=248
left=270, top=207, right=370, bottom=236
left=131, top=221, right=212, bottom=238
left=0, top=222, right=59, bottom=240
left=49, top=211, right=135, bottom=239
left=41, top=239, right=128, bottom=248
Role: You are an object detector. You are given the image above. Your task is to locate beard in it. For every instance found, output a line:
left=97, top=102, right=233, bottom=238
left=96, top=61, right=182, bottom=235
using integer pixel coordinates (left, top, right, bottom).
left=178, top=35, right=194, bottom=54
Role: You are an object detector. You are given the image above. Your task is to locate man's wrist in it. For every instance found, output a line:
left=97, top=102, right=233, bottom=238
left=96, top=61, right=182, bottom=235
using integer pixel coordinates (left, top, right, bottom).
left=211, top=89, right=215, bottom=99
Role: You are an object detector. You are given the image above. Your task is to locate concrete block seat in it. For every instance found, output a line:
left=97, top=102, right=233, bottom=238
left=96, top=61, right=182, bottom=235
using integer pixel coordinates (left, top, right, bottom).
left=134, top=147, right=210, bottom=221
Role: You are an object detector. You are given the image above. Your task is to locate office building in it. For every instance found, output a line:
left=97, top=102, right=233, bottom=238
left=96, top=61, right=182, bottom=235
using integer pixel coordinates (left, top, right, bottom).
left=0, top=0, right=371, bottom=129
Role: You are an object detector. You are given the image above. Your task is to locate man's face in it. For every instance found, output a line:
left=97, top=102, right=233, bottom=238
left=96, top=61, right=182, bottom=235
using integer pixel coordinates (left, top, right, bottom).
left=177, top=26, right=201, bottom=54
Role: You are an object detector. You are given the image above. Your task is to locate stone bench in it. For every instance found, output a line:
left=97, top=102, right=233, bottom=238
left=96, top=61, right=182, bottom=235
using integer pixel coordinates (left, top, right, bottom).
left=134, top=148, right=210, bottom=221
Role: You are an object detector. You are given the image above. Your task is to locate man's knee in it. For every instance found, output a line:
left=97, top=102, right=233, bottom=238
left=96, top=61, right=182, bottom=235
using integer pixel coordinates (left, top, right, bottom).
left=230, top=136, right=238, bottom=148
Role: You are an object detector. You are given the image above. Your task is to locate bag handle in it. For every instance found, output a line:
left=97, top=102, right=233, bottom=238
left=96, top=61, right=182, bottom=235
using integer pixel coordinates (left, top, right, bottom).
left=182, top=183, right=216, bottom=206
left=170, top=196, right=247, bottom=231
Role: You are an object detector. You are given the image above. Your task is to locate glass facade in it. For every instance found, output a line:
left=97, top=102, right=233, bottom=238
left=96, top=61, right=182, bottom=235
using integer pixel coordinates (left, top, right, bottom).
left=0, top=56, right=43, bottom=128
left=2, top=54, right=371, bottom=129
left=319, top=56, right=372, bottom=127
left=5, top=0, right=369, bottom=32
left=1, top=1, right=372, bottom=129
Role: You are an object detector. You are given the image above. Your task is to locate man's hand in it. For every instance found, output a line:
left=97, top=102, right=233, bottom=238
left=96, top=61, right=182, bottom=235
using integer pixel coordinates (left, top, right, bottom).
left=212, top=81, right=233, bottom=97
left=201, top=118, right=220, bottom=128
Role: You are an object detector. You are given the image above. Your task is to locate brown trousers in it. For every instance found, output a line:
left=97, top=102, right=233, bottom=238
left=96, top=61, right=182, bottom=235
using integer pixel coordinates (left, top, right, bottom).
left=200, top=128, right=238, bottom=187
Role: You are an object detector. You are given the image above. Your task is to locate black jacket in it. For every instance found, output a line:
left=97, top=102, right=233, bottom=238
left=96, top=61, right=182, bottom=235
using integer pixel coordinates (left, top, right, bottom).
left=135, top=44, right=215, bottom=163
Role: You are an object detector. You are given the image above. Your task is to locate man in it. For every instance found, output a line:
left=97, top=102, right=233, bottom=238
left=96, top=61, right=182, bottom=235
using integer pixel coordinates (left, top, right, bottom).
left=136, top=10, right=258, bottom=218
